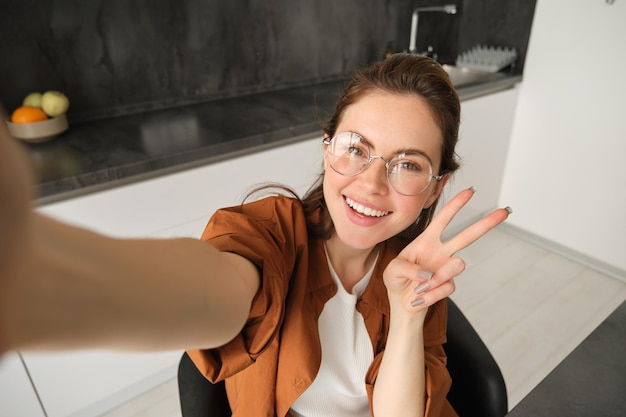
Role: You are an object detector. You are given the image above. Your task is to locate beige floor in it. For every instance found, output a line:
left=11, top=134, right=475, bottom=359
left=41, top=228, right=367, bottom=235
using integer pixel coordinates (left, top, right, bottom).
left=101, top=226, right=626, bottom=417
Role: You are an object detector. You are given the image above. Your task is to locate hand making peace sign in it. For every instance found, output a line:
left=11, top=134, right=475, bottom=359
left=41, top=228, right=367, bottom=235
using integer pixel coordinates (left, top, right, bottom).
left=383, top=187, right=512, bottom=313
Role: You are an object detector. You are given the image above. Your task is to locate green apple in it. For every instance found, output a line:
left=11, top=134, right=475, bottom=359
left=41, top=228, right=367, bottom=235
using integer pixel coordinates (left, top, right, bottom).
left=41, top=90, right=70, bottom=117
left=23, top=92, right=43, bottom=108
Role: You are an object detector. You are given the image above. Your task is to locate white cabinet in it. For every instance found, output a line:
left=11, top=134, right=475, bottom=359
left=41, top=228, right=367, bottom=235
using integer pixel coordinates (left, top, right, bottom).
left=441, top=85, right=520, bottom=238
left=20, top=350, right=182, bottom=417
left=0, top=353, right=46, bottom=417
left=24, top=133, right=323, bottom=417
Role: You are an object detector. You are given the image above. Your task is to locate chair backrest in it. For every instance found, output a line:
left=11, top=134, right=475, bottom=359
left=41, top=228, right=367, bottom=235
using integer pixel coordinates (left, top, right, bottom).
left=178, top=299, right=508, bottom=417
left=178, top=351, right=230, bottom=417
left=445, top=298, right=508, bottom=417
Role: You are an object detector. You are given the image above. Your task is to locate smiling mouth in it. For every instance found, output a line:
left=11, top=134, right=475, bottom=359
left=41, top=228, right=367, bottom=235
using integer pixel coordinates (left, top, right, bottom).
left=345, top=197, right=390, bottom=218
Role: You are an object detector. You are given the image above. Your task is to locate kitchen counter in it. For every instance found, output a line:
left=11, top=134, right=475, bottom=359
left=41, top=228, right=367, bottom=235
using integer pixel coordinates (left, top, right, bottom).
left=26, top=73, right=522, bottom=206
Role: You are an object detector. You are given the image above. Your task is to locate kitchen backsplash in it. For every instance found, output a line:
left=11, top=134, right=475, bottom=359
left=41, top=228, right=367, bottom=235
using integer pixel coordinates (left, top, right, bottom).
left=0, top=0, right=535, bottom=123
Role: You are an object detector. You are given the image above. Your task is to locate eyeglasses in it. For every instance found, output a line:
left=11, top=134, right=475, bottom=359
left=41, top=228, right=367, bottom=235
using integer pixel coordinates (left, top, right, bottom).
left=323, top=131, right=443, bottom=196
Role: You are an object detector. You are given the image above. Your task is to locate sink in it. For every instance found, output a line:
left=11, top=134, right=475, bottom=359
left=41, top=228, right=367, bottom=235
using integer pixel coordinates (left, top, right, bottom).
left=442, top=64, right=507, bottom=88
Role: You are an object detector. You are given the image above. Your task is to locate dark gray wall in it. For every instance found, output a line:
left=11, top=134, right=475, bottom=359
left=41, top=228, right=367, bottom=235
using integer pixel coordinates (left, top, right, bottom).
left=0, top=0, right=535, bottom=123
left=409, top=0, right=536, bottom=69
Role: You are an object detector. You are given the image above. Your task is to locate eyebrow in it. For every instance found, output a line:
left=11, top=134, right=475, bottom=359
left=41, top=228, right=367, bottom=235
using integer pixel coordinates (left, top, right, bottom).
left=356, top=131, right=436, bottom=165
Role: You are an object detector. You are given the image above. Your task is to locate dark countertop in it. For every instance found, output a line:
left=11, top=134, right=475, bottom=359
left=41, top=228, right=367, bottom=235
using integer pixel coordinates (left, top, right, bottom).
left=26, top=74, right=522, bottom=206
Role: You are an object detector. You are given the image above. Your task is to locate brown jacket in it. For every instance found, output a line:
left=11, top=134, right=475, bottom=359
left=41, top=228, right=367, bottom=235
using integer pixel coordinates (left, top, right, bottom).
left=188, top=196, right=458, bottom=417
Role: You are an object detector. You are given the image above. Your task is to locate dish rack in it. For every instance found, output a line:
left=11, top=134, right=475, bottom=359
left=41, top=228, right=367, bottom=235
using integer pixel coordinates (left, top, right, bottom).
left=456, top=45, right=518, bottom=73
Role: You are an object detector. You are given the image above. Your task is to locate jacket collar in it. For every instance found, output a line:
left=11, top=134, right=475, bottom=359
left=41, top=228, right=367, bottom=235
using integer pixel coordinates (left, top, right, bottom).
left=307, top=237, right=393, bottom=317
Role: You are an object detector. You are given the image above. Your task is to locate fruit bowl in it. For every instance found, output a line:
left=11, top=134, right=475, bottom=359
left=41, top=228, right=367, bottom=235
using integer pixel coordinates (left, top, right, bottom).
left=5, top=114, right=68, bottom=143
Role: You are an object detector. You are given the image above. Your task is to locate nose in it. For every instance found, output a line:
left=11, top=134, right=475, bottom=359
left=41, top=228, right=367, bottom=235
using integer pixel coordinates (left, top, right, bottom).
left=359, top=156, right=390, bottom=194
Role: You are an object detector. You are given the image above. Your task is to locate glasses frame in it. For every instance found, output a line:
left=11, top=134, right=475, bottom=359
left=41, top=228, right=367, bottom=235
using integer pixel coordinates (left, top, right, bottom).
left=323, top=132, right=444, bottom=196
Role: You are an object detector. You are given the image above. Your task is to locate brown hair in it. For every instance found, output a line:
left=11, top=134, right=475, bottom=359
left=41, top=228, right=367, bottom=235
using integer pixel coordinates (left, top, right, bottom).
left=302, top=53, right=461, bottom=244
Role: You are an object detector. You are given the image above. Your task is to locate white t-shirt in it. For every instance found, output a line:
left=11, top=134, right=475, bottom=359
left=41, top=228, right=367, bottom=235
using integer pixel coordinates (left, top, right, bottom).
left=290, top=251, right=377, bottom=417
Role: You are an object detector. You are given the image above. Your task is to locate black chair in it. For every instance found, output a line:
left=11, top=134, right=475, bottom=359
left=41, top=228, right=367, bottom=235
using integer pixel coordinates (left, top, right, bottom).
left=178, top=298, right=507, bottom=417
left=178, top=352, right=231, bottom=417
left=444, top=299, right=508, bottom=417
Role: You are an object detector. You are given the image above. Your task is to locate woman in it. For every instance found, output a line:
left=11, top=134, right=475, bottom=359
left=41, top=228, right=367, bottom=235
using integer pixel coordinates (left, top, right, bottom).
left=0, top=54, right=510, bottom=417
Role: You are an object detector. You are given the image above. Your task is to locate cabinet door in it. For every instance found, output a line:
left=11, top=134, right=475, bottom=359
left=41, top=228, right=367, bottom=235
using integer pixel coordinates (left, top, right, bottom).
left=20, top=350, right=181, bottom=417
left=0, top=353, right=46, bottom=417
left=27, top=134, right=323, bottom=417
left=441, top=86, right=520, bottom=238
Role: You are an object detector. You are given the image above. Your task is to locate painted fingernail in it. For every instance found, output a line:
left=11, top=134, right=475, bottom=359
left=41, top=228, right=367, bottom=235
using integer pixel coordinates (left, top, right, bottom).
left=414, top=282, right=430, bottom=295
left=504, top=206, right=513, bottom=214
left=418, top=270, right=434, bottom=280
left=411, top=297, right=425, bottom=307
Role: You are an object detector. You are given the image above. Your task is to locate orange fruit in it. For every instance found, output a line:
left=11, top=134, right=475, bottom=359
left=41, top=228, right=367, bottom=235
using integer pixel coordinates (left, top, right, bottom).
left=11, top=106, right=49, bottom=123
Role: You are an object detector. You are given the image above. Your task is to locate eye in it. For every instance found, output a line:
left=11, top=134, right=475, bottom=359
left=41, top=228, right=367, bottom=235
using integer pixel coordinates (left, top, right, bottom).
left=390, top=155, right=430, bottom=176
left=348, top=145, right=367, bottom=157
left=397, top=161, right=422, bottom=171
left=338, top=135, right=368, bottom=160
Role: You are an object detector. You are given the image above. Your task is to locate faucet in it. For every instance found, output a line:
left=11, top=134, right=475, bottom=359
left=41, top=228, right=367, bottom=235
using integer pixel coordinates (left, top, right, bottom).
left=409, top=4, right=457, bottom=55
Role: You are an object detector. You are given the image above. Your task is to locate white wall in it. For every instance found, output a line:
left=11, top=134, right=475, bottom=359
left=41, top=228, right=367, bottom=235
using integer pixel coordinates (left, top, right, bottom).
left=500, top=0, right=626, bottom=277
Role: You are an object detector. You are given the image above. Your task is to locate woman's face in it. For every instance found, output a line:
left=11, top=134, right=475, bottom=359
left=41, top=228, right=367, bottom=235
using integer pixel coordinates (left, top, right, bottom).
left=323, top=90, right=447, bottom=250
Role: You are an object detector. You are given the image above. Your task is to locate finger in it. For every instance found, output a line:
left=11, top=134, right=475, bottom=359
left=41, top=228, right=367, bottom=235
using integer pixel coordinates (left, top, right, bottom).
left=412, top=270, right=434, bottom=295
left=426, top=187, right=476, bottom=237
left=411, top=278, right=456, bottom=308
left=411, top=257, right=465, bottom=307
left=385, top=257, right=433, bottom=286
left=445, top=206, right=512, bottom=254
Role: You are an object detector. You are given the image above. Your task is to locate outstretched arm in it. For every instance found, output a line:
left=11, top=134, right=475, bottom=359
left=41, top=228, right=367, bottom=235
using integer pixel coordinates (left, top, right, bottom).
left=373, top=188, right=511, bottom=417
left=0, top=109, right=259, bottom=353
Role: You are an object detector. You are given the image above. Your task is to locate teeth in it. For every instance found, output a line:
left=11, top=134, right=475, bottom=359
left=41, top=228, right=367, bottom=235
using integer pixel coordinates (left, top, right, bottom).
left=345, top=197, right=389, bottom=217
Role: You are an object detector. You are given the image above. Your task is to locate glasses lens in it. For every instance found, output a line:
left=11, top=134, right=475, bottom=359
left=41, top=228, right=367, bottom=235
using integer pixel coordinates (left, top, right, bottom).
left=327, top=132, right=369, bottom=176
left=388, top=154, right=434, bottom=195
left=326, top=132, right=437, bottom=196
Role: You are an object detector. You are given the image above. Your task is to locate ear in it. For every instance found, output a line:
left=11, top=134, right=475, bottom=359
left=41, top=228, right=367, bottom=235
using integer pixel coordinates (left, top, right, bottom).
left=423, top=173, right=451, bottom=209
left=322, top=134, right=331, bottom=164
